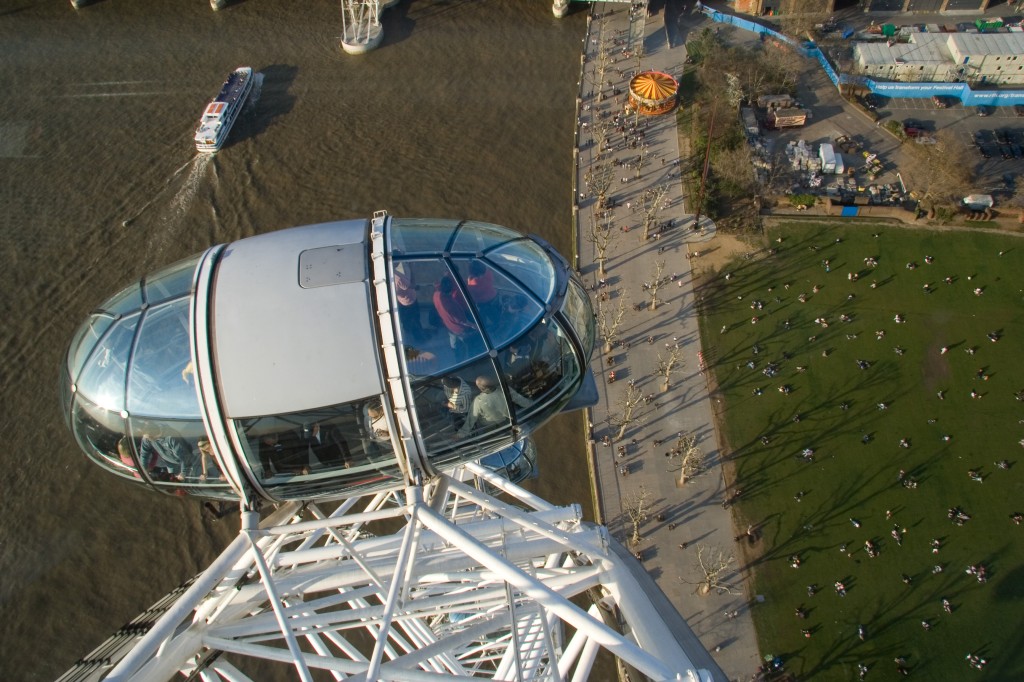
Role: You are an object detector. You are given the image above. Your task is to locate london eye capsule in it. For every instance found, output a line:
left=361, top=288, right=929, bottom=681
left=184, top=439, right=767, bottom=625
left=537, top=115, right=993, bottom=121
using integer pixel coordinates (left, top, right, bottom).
left=61, top=213, right=596, bottom=502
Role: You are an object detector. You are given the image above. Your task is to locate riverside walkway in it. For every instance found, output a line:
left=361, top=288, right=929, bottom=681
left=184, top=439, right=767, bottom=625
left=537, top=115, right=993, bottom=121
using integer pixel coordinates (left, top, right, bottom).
left=572, top=3, right=760, bottom=680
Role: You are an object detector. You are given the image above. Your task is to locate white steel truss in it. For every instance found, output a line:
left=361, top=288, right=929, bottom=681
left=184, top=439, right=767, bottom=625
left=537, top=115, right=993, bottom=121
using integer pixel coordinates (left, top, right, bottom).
left=70, top=463, right=720, bottom=682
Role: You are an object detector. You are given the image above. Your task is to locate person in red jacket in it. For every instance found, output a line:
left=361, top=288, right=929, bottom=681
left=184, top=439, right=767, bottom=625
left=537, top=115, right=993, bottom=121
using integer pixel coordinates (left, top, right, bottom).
left=466, top=261, right=500, bottom=327
left=433, top=275, right=477, bottom=355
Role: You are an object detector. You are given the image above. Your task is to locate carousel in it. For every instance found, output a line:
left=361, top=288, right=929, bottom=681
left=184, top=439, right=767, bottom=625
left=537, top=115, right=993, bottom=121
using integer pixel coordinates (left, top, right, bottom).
left=628, top=70, right=679, bottom=115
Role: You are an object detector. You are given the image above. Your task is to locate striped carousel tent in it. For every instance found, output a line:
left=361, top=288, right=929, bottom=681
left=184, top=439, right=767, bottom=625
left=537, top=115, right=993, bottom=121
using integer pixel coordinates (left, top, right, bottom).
left=628, top=71, right=678, bottom=116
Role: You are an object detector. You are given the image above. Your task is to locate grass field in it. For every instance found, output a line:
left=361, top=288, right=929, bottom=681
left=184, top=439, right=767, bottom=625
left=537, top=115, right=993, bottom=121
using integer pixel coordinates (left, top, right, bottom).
left=696, top=222, right=1024, bottom=681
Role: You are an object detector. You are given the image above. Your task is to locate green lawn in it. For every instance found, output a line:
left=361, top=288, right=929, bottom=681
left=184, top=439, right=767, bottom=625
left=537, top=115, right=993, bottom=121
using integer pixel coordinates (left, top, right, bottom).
left=697, top=222, right=1024, bottom=681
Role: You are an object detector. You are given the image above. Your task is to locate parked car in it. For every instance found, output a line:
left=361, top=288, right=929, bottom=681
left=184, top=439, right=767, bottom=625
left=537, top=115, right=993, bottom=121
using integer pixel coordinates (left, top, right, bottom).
left=903, top=119, right=924, bottom=136
left=975, top=105, right=993, bottom=117
left=932, top=95, right=952, bottom=109
left=978, top=145, right=993, bottom=159
left=864, top=93, right=887, bottom=110
left=1001, top=146, right=1013, bottom=160
left=1015, top=104, right=1024, bottom=117
left=995, top=130, right=1010, bottom=144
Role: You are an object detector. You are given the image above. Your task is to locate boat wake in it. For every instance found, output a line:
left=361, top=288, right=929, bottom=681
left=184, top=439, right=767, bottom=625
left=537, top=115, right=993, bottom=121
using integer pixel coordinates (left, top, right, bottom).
left=120, top=155, right=207, bottom=227
left=166, top=154, right=211, bottom=222
left=129, top=153, right=213, bottom=261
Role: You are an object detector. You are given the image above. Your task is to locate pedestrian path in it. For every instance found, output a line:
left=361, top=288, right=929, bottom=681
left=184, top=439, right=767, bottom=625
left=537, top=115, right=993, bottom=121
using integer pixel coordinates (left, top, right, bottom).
left=573, top=3, right=760, bottom=680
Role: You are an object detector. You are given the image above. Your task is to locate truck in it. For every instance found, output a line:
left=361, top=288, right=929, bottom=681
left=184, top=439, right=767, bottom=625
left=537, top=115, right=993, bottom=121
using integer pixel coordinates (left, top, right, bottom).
left=835, top=134, right=861, bottom=155
left=819, top=143, right=837, bottom=174
left=768, top=107, right=807, bottom=129
left=740, top=107, right=760, bottom=136
left=858, top=150, right=882, bottom=177
left=962, top=194, right=994, bottom=210
left=757, top=94, right=796, bottom=110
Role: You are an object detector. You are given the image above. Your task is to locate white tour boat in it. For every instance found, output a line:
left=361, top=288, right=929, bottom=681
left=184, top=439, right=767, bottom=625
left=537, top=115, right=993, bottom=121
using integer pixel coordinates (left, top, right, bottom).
left=194, top=66, right=253, bottom=152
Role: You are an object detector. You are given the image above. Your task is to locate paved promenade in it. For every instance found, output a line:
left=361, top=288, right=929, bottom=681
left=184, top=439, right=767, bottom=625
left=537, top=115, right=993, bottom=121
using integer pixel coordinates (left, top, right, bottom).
left=573, top=3, right=760, bottom=680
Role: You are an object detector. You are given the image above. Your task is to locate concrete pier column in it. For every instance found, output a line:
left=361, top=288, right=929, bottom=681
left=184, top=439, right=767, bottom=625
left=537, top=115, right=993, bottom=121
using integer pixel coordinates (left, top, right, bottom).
left=340, top=0, right=384, bottom=54
left=553, top=0, right=570, bottom=18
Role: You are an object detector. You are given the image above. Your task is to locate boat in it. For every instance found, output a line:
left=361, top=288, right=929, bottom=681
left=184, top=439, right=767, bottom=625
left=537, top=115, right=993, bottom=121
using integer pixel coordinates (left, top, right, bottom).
left=194, top=67, right=253, bottom=152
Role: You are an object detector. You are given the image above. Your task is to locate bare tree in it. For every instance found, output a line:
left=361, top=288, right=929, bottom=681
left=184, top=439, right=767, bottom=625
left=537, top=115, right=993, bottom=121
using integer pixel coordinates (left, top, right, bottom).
left=647, top=259, right=666, bottom=311
left=759, top=147, right=790, bottom=194
left=679, top=544, right=740, bottom=596
left=638, top=184, right=670, bottom=241
left=774, top=0, right=830, bottom=41
left=730, top=51, right=772, bottom=105
left=703, top=39, right=804, bottom=111
left=759, top=39, right=805, bottom=94
left=714, top=145, right=757, bottom=196
left=586, top=209, right=619, bottom=278
left=596, top=289, right=628, bottom=355
left=656, top=346, right=683, bottom=393
left=699, top=45, right=735, bottom=97
left=611, top=383, right=645, bottom=441
left=623, top=484, right=651, bottom=547
left=902, top=131, right=974, bottom=215
left=584, top=161, right=615, bottom=208
left=666, top=432, right=704, bottom=486
left=634, top=141, right=649, bottom=179
left=590, top=119, right=615, bottom=162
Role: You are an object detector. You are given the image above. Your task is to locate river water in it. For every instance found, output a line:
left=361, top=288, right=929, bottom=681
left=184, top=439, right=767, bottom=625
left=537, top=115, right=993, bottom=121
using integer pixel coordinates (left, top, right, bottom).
left=0, top=1, right=589, bottom=677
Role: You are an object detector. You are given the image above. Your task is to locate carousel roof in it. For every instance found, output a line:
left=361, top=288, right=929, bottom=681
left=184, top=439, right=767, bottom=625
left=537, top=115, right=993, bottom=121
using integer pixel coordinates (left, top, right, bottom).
left=629, top=71, right=678, bottom=101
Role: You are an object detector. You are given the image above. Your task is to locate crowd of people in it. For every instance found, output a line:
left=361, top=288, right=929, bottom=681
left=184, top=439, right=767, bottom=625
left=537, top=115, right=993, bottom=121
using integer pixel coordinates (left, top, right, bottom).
left=710, top=232, right=1021, bottom=677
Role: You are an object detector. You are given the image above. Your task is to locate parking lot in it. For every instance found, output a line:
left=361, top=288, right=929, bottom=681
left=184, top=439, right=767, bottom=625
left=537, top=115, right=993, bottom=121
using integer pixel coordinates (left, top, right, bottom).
left=874, top=98, right=1024, bottom=188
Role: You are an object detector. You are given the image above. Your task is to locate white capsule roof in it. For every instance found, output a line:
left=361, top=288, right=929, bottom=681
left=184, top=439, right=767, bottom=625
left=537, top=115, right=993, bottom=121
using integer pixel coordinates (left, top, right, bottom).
left=211, top=219, right=380, bottom=417
left=62, top=213, right=596, bottom=502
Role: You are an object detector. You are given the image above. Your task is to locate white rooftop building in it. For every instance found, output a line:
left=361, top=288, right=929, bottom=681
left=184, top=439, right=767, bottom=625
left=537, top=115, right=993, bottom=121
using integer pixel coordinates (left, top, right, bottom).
left=853, top=31, right=1024, bottom=85
left=946, top=33, right=1024, bottom=85
left=854, top=34, right=955, bottom=82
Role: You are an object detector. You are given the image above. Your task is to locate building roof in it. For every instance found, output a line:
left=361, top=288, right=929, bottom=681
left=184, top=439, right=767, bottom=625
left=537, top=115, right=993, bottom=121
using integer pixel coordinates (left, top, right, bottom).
left=947, top=31, right=1024, bottom=56
left=855, top=34, right=952, bottom=66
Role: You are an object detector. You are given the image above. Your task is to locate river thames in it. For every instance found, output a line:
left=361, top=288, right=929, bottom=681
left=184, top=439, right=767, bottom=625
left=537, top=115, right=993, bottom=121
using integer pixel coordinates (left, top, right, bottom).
left=0, top=1, right=588, bottom=677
